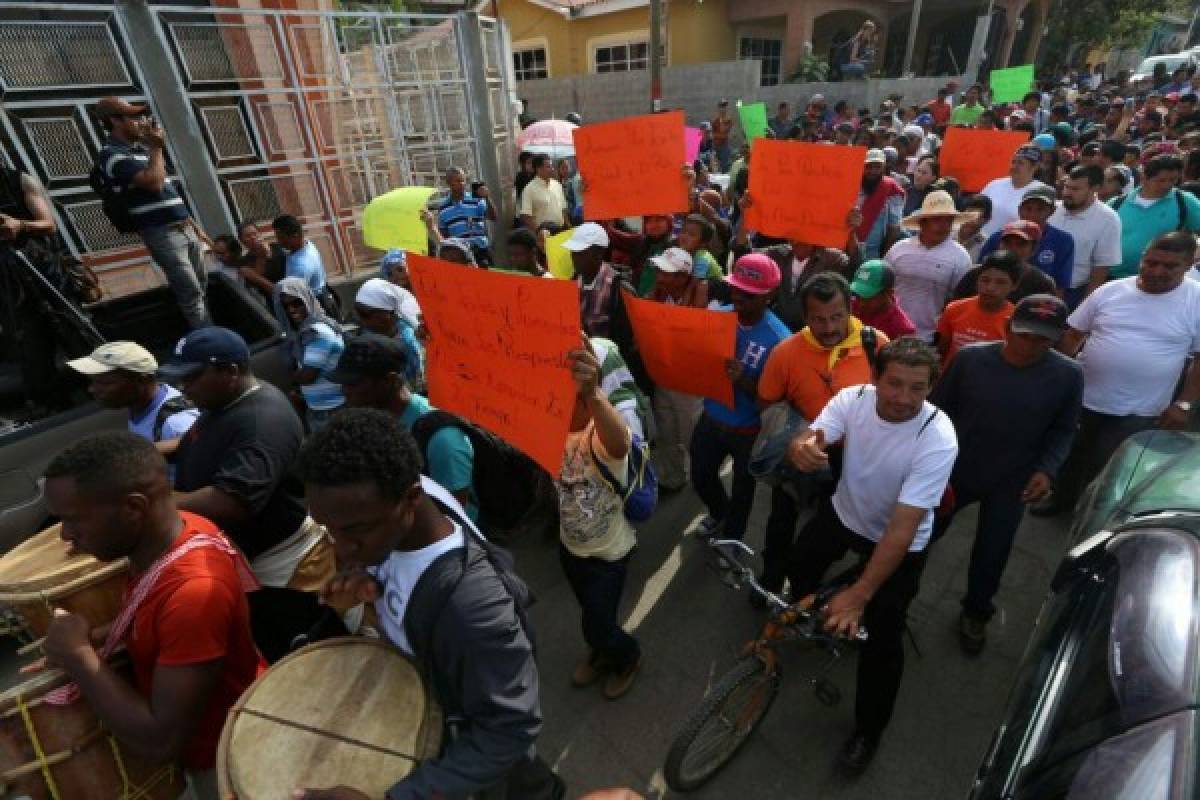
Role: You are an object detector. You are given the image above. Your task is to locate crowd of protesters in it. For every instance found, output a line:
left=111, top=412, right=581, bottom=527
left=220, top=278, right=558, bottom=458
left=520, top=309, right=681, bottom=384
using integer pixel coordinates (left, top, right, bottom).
left=5, top=57, right=1200, bottom=800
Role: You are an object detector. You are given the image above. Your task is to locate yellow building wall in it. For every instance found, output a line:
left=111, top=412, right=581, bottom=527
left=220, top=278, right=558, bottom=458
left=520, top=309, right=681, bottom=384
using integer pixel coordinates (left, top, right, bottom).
left=496, top=0, right=736, bottom=78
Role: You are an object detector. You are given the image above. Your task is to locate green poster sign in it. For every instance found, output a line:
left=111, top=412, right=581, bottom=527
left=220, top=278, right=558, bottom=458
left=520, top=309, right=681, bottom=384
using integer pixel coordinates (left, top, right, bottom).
left=990, top=64, right=1035, bottom=104
left=737, top=101, right=768, bottom=141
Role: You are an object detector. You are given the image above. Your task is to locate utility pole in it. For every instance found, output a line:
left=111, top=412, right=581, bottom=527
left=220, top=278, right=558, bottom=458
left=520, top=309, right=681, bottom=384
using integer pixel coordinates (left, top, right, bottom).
left=650, top=0, right=663, bottom=112
left=902, top=0, right=924, bottom=76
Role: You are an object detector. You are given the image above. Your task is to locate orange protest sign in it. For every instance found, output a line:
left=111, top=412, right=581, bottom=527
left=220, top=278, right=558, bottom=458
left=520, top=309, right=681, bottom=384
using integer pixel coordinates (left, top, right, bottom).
left=744, top=140, right=864, bottom=249
left=408, top=254, right=580, bottom=475
left=938, top=128, right=1032, bottom=192
left=573, top=110, right=688, bottom=220
left=623, top=290, right=735, bottom=407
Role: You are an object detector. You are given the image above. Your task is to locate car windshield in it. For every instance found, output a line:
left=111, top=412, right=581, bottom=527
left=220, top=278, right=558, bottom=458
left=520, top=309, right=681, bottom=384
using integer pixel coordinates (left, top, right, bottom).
left=1020, top=529, right=1200, bottom=781
left=1137, top=56, right=1188, bottom=76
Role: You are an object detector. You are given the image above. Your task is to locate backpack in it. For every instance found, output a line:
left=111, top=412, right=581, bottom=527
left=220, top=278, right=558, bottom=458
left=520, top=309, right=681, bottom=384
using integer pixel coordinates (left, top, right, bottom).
left=152, top=393, right=195, bottom=441
left=1112, top=188, right=1189, bottom=231
left=589, top=430, right=658, bottom=522
left=410, top=409, right=544, bottom=532
left=88, top=163, right=138, bottom=234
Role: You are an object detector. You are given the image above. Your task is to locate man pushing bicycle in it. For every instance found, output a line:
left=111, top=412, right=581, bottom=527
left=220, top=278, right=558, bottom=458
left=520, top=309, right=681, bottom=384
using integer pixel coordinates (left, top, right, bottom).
left=786, top=337, right=957, bottom=775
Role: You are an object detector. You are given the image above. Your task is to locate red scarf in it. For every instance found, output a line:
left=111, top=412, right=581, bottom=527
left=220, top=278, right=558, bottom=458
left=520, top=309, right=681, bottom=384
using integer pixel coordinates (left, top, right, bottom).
left=857, top=176, right=905, bottom=241
left=46, top=515, right=258, bottom=706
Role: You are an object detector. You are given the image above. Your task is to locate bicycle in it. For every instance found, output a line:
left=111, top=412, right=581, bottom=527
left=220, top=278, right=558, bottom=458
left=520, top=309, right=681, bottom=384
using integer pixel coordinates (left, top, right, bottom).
left=663, top=538, right=868, bottom=792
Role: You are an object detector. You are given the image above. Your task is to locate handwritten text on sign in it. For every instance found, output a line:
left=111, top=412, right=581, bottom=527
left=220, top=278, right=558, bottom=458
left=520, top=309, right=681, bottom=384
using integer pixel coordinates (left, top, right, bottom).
left=623, top=290, right=736, bottom=408
left=938, top=127, right=1032, bottom=193
left=408, top=254, right=580, bottom=475
left=574, top=110, right=688, bottom=220
left=745, top=140, right=865, bottom=249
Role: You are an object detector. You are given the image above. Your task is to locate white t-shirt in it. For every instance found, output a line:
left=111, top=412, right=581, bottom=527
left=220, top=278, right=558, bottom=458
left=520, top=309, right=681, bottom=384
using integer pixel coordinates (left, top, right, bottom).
left=127, top=383, right=198, bottom=442
left=812, top=385, right=958, bottom=551
left=1048, top=200, right=1123, bottom=288
left=884, top=235, right=973, bottom=341
left=980, top=177, right=1049, bottom=238
left=369, top=522, right=465, bottom=655
left=1069, top=277, right=1200, bottom=416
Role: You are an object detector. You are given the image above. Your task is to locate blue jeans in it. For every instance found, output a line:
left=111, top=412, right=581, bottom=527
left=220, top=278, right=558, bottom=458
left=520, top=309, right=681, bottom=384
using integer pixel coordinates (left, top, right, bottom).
left=559, top=545, right=639, bottom=671
left=141, top=221, right=210, bottom=329
left=689, top=412, right=758, bottom=540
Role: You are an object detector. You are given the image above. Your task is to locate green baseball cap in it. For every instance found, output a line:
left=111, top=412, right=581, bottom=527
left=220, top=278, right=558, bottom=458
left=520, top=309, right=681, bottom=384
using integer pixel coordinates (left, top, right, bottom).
left=850, top=259, right=894, bottom=299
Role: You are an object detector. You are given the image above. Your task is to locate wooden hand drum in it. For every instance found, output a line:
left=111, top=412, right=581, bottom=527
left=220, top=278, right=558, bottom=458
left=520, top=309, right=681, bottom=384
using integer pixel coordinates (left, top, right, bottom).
left=217, top=637, right=443, bottom=799
left=0, top=524, right=127, bottom=640
left=0, top=664, right=185, bottom=799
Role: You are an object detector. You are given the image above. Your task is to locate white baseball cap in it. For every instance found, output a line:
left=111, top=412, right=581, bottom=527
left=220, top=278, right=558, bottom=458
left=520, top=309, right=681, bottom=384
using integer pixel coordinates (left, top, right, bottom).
left=649, top=247, right=693, bottom=274
left=67, top=341, right=158, bottom=375
left=865, top=149, right=887, bottom=165
left=560, top=222, right=610, bottom=252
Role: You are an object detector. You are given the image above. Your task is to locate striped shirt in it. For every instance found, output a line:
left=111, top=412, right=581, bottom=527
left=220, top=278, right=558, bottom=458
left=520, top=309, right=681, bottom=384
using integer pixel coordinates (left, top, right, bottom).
left=593, top=337, right=649, bottom=441
left=284, top=241, right=327, bottom=293
left=437, top=194, right=489, bottom=252
left=299, top=322, right=345, bottom=411
left=97, top=137, right=188, bottom=229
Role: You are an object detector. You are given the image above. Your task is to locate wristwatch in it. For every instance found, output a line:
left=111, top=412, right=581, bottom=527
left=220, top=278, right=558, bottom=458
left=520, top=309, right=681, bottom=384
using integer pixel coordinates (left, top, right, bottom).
left=1175, top=400, right=1194, bottom=413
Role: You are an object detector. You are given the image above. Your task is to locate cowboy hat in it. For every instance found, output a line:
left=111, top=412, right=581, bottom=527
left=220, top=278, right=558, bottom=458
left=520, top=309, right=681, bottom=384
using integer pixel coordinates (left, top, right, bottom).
left=900, top=190, right=977, bottom=229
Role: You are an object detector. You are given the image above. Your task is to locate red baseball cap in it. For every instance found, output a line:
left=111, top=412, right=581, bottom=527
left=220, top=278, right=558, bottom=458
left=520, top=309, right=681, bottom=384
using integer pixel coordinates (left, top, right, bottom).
left=726, top=253, right=781, bottom=295
left=1001, top=220, right=1042, bottom=242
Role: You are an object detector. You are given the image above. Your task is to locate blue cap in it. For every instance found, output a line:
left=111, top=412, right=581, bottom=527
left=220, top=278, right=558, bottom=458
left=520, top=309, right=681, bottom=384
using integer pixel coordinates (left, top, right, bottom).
left=380, top=249, right=407, bottom=269
left=915, top=112, right=934, bottom=125
left=158, top=326, right=250, bottom=381
left=1033, top=133, right=1056, bottom=150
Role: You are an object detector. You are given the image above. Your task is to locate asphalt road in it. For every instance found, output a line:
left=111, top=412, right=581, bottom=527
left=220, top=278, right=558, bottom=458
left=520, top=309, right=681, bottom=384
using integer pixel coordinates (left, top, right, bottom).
left=512, top=475, right=1072, bottom=800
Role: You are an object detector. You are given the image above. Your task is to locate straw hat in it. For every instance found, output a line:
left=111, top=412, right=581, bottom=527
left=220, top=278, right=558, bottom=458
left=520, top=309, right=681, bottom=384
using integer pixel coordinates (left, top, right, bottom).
left=900, top=190, right=977, bottom=229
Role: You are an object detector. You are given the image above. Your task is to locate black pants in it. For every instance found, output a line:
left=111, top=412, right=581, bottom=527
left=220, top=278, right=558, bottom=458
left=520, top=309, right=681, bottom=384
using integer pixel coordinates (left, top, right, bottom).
left=932, top=479, right=1026, bottom=622
left=1054, top=409, right=1157, bottom=510
left=786, top=498, right=927, bottom=741
left=689, top=413, right=758, bottom=540
left=558, top=545, right=639, bottom=671
left=248, top=586, right=332, bottom=663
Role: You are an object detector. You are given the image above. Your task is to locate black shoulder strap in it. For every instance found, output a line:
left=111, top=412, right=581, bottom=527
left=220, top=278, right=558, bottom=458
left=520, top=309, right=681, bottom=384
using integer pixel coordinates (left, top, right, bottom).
left=860, top=326, right=878, bottom=369
left=1175, top=188, right=1188, bottom=231
left=1111, top=193, right=1126, bottom=212
left=152, top=394, right=194, bottom=441
left=409, top=409, right=465, bottom=460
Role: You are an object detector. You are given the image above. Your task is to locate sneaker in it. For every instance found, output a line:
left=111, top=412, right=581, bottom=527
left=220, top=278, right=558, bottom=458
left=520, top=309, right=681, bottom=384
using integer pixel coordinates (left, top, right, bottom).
left=959, top=612, right=987, bottom=656
left=571, top=652, right=603, bottom=688
left=603, top=657, right=641, bottom=700
left=695, top=515, right=724, bottom=540
left=837, top=732, right=879, bottom=776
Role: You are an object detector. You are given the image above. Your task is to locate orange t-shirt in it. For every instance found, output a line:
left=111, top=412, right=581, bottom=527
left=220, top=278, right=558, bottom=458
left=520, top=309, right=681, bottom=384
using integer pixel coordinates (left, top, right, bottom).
left=936, top=297, right=1013, bottom=365
left=125, top=513, right=266, bottom=770
left=758, top=327, right=886, bottom=421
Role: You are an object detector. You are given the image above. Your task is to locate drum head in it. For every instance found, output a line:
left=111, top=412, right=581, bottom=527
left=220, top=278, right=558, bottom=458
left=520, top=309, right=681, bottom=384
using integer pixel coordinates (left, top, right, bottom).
left=219, top=637, right=442, bottom=799
left=0, top=523, right=126, bottom=596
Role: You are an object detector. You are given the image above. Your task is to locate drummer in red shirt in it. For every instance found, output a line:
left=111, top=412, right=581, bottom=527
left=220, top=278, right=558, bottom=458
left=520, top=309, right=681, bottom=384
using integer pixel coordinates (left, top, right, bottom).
left=40, top=431, right=264, bottom=799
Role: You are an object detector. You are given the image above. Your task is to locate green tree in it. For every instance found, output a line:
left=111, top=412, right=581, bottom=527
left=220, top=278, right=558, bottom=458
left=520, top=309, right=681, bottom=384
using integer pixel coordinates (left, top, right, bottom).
left=1041, top=0, right=1181, bottom=69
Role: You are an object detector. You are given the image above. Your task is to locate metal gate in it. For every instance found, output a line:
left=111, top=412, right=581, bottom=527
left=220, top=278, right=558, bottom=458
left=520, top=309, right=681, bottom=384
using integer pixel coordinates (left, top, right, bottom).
left=0, top=2, right=517, bottom=298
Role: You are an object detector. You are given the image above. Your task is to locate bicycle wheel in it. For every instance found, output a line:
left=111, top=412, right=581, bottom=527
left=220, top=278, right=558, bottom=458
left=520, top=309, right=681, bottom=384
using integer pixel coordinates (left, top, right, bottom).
left=663, top=656, right=781, bottom=792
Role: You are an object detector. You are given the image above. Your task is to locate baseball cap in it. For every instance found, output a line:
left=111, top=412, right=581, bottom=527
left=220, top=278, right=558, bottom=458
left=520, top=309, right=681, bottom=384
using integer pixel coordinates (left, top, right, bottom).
left=1000, top=220, right=1042, bottom=242
left=560, top=222, right=610, bottom=252
left=158, top=327, right=250, bottom=381
left=1021, top=185, right=1057, bottom=206
left=836, top=121, right=855, bottom=133
left=1014, top=144, right=1043, bottom=164
left=915, top=112, right=934, bottom=126
left=1032, top=133, right=1057, bottom=150
left=849, top=259, right=894, bottom=299
left=726, top=253, right=781, bottom=295
left=329, top=334, right=407, bottom=385
left=95, top=96, right=148, bottom=119
left=1010, top=293, right=1068, bottom=341
left=67, top=341, right=157, bottom=376
left=380, top=249, right=407, bottom=270
left=649, top=247, right=693, bottom=274
left=865, top=148, right=887, bottom=165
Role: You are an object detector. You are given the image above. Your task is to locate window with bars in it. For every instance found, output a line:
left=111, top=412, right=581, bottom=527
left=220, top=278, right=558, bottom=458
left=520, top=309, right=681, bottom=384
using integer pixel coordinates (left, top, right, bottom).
left=594, top=40, right=648, bottom=73
left=739, top=36, right=782, bottom=86
left=512, top=46, right=547, bottom=81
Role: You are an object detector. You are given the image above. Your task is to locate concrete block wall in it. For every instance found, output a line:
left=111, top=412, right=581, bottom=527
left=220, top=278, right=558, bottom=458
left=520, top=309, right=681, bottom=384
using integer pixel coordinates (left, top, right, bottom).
left=516, top=62, right=964, bottom=149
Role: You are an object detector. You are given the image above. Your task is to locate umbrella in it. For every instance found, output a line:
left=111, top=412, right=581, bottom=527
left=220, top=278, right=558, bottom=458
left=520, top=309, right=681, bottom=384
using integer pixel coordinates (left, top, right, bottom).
left=516, top=118, right=577, bottom=157
left=361, top=186, right=437, bottom=253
